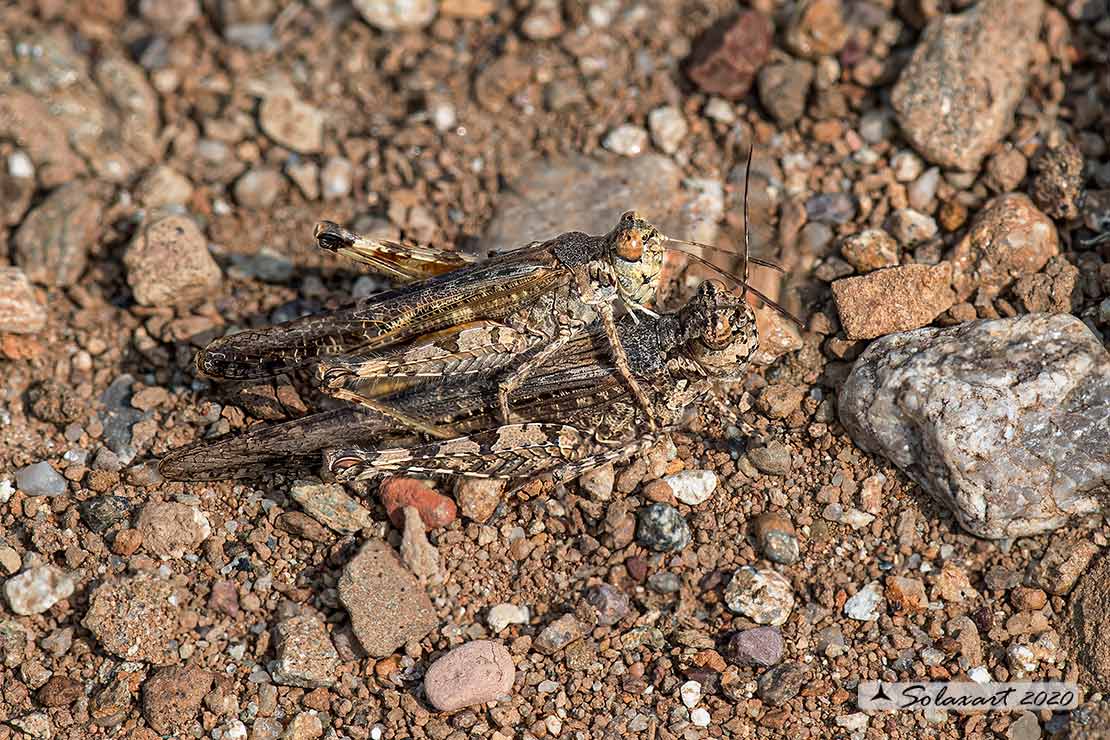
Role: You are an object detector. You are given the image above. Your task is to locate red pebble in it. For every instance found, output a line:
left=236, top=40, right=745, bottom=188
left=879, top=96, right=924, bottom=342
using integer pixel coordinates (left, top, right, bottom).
left=686, top=10, right=773, bottom=99
left=379, top=477, right=457, bottom=530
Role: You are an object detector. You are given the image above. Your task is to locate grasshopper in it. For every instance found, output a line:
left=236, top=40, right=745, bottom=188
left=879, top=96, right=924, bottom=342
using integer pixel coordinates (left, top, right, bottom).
left=159, top=280, right=758, bottom=482
left=198, top=211, right=671, bottom=424
left=197, top=168, right=792, bottom=428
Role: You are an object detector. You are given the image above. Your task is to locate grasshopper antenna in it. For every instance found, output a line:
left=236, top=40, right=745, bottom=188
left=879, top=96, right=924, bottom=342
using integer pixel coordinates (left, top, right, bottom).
left=741, top=144, right=753, bottom=298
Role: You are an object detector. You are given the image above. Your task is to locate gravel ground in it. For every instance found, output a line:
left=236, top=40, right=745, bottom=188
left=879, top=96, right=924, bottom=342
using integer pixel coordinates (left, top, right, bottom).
left=1, top=1, right=1109, bottom=739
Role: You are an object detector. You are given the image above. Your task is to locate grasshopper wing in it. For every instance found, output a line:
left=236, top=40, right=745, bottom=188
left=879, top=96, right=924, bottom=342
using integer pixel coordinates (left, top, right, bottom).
left=196, top=250, right=566, bottom=380
left=315, top=221, right=477, bottom=282
left=326, top=423, right=594, bottom=479
left=158, top=407, right=387, bottom=481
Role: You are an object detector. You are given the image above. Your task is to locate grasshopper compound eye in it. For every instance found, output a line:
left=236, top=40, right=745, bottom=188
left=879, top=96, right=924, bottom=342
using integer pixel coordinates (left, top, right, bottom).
left=615, top=229, right=644, bottom=261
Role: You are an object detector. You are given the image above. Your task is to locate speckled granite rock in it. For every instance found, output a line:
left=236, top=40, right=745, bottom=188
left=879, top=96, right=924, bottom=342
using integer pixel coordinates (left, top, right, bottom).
left=839, top=313, right=1109, bottom=538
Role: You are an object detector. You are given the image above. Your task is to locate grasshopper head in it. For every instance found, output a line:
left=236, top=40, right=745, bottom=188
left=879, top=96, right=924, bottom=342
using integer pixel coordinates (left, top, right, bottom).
left=607, top=211, right=666, bottom=309
left=682, top=281, right=758, bottom=382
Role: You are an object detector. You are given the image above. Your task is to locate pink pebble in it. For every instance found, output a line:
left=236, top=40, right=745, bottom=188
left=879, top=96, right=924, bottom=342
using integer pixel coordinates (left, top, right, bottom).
left=423, top=640, right=515, bottom=712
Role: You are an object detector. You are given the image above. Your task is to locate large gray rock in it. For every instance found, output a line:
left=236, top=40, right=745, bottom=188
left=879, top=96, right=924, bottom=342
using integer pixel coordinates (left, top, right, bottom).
left=839, top=314, right=1109, bottom=539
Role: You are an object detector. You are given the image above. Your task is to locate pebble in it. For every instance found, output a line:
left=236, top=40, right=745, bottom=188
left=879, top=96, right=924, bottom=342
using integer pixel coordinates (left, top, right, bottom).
left=603, top=125, right=648, bottom=157
left=585, top=583, right=630, bottom=626
left=14, top=461, right=66, bottom=497
left=908, top=167, right=941, bottom=211
left=40, top=627, right=72, bottom=659
left=521, top=0, right=563, bottom=39
left=321, top=156, right=354, bottom=200
left=805, top=192, right=857, bottom=224
left=4, top=566, right=74, bottom=615
left=1030, top=141, right=1084, bottom=220
left=0, top=268, right=46, bottom=334
left=1008, top=712, right=1041, bottom=740
left=259, top=93, right=325, bottom=153
left=14, top=181, right=107, bottom=287
left=338, top=539, right=437, bottom=657
left=757, top=59, right=814, bottom=127
left=141, top=665, right=213, bottom=735
left=578, top=463, right=614, bottom=500
left=757, top=384, right=806, bottom=421
left=454, top=477, right=504, bottom=523
left=985, top=148, right=1029, bottom=193
left=647, top=572, right=681, bottom=593
left=752, top=512, right=800, bottom=565
left=271, top=614, right=340, bottom=688
left=0, top=547, right=20, bottom=575
left=690, top=707, right=711, bottom=727
left=289, top=480, right=374, bottom=534
left=839, top=313, right=1108, bottom=538
left=831, top=262, right=956, bottom=340
left=886, top=576, right=929, bottom=612
left=1084, top=189, right=1110, bottom=233
left=136, top=501, right=211, bottom=558
left=687, top=10, right=773, bottom=99
left=140, top=0, right=200, bottom=34
left=723, top=566, right=795, bottom=626
left=286, top=159, right=320, bottom=200
left=79, top=495, right=132, bottom=533
left=82, top=574, right=181, bottom=664
left=703, top=98, right=736, bottom=123
left=208, top=579, right=240, bottom=617
left=679, top=680, right=702, bottom=708
left=635, top=504, right=690, bottom=552
left=729, top=626, right=784, bottom=667
left=647, top=106, right=688, bottom=155
left=379, top=477, right=456, bottom=530
left=757, top=662, right=808, bottom=706
left=124, top=214, right=222, bottom=307
left=1029, top=537, right=1100, bottom=595
left=748, top=441, right=793, bottom=477
left=275, top=711, right=321, bottom=739
left=891, top=150, right=925, bottom=182
left=891, top=0, right=1043, bottom=170
left=948, top=193, right=1058, bottom=301
left=785, top=0, right=848, bottom=58
left=479, top=155, right=722, bottom=255
left=844, top=581, right=884, bottom=621
left=37, top=676, right=82, bottom=707
left=664, top=470, right=717, bottom=506
left=423, top=640, right=515, bottom=711
left=884, top=208, right=938, bottom=246
left=8, top=714, right=51, bottom=739
left=840, top=229, right=898, bottom=273
left=233, top=167, right=283, bottom=209
left=487, top=603, right=529, bottom=633
left=354, top=0, right=437, bottom=30
left=822, top=504, right=875, bottom=530
left=534, top=614, right=586, bottom=655
left=98, top=375, right=144, bottom=462
left=400, top=506, right=440, bottom=582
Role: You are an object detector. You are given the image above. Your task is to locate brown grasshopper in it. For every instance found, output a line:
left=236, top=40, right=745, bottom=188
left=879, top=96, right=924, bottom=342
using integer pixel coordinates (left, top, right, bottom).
left=159, top=280, right=758, bottom=482
left=197, top=188, right=791, bottom=428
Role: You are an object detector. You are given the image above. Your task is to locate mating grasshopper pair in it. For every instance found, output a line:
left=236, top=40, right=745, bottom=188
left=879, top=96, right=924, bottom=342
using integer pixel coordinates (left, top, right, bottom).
left=161, top=157, right=796, bottom=483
